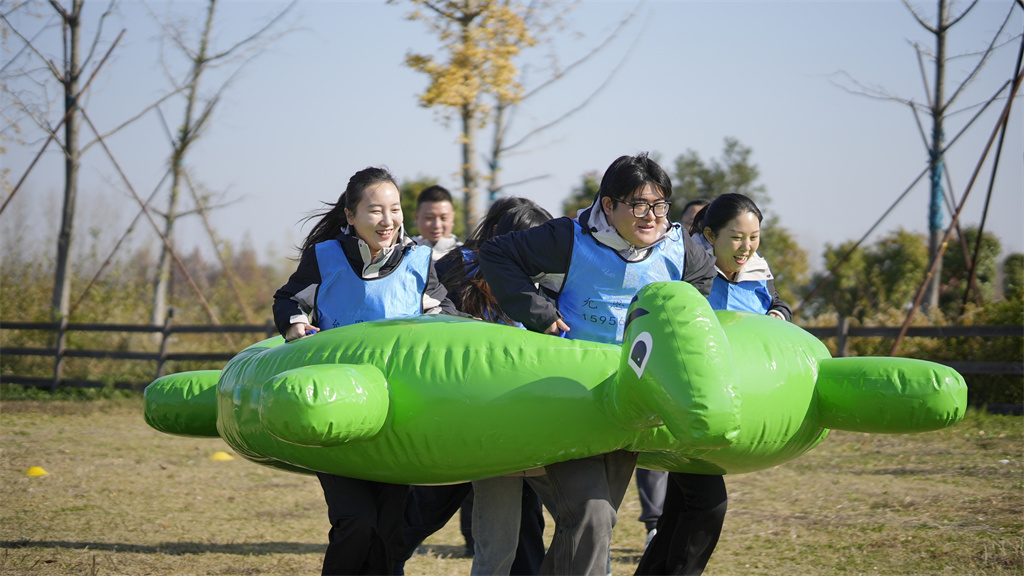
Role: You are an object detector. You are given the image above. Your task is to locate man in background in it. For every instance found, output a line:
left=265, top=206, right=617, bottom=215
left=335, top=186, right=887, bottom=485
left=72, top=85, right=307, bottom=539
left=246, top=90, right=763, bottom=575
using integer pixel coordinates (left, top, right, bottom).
left=680, top=198, right=711, bottom=232
left=413, top=185, right=463, bottom=261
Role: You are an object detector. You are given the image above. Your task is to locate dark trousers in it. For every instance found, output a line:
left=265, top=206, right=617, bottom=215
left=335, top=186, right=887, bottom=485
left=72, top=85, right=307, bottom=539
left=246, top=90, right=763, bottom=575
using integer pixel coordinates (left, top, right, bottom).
left=394, top=483, right=473, bottom=572
left=394, top=482, right=545, bottom=575
left=317, top=472, right=408, bottom=576
left=636, top=468, right=668, bottom=531
left=512, top=481, right=546, bottom=575
left=634, top=472, right=727, bottom=576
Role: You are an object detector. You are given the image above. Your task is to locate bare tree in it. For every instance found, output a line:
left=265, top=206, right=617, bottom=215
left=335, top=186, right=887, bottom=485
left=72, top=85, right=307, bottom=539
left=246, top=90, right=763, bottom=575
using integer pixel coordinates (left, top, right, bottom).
left=393, top=0, right=536, bottom=229
left=146, top=0, right=294, bottom=326
left=832, top=0, right=1019, bottom=311
left=394, top=1, right=640, bottom=225
left=1, top=0, right=122, bottom=320
left=484, top=6, right=642, bottom=202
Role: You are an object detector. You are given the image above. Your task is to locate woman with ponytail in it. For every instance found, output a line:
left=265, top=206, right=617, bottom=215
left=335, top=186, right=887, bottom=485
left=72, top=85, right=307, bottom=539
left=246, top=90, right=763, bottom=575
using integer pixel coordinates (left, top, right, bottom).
left=273, top=166, right=460, bottom=575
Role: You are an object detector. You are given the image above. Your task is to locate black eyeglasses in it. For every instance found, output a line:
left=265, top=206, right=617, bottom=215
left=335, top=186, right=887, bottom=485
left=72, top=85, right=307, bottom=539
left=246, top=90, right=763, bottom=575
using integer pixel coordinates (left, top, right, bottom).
left=612, top=198, right=671, bottom=218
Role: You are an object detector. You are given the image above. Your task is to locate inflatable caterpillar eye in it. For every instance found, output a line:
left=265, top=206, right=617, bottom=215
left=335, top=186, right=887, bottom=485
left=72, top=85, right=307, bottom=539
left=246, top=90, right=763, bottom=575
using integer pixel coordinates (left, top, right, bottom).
left=628, top=331, right=653, bottom=379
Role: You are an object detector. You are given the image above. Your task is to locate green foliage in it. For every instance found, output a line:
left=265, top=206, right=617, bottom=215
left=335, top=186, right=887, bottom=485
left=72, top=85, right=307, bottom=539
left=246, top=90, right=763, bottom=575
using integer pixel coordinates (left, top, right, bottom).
left=669, top=137, right=768, bottom=221
left=941, top=226, right=1002, bottom=314
left=1001, top=252, right=1023, bottom=301
left=808, top=229, right=930, bottom=322
left=759, top=215, right=809, bottom=309
left=938, top=297, right=1024, bottom=406
left=797, top=228, right=1020, bottom=406
left=562, top=170, right=600, bottom=218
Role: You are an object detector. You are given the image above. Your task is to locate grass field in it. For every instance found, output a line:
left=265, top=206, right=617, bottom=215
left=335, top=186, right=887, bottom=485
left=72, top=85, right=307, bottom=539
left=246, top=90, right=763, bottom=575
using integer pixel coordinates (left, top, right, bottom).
left=0, top=398, right=1020, bottom=576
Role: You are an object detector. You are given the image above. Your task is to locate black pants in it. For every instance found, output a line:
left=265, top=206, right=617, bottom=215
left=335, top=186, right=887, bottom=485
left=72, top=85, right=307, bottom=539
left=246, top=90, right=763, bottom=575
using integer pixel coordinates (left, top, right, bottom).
left=636, top=468, right=668, bottom=532
left=394, top=483, right=472, bottom=572
left=511, top=481, right=546, bottom=575
left=394, top=482, right=545, bottom=575
left=317, top=472, right=408, bottom=576
left=634, top=472, right=727, bottom=576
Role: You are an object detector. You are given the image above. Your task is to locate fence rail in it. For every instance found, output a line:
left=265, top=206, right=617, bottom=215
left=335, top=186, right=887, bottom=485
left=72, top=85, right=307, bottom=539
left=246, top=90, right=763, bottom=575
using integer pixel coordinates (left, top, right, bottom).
left=1, top=319, right=1021, bottom=391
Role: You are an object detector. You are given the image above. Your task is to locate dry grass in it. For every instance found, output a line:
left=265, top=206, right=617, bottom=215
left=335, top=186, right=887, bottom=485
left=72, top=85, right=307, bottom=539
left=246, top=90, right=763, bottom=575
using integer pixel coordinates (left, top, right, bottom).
left=0, top=399, right=1020, bottom=576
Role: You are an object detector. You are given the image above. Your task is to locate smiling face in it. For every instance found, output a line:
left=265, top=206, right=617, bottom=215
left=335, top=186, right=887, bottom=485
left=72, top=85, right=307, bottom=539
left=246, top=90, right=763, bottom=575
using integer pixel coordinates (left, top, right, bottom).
left=705, top=211, right=761, bottom=280
left=345, top=181, right=403, bottom=258
left=414, top=200, right=455, bottom=244
left=601, top=184, right=668, bottom=247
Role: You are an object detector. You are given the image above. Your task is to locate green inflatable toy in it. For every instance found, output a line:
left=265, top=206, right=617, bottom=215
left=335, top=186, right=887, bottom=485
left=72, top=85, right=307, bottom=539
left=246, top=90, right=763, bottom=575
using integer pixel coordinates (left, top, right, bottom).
left=144, top=282, right=967, bottom=483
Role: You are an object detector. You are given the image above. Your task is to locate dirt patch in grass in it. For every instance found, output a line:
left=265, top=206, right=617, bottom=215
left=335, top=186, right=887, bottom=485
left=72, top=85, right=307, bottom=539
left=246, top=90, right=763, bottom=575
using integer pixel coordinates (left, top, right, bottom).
left=1, top=401, right=1020, bottom=575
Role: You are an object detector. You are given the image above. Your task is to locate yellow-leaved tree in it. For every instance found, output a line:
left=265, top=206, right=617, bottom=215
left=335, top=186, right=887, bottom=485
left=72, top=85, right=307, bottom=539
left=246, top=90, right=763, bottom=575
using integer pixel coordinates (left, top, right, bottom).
left=396, top=0, right=536, bottom=229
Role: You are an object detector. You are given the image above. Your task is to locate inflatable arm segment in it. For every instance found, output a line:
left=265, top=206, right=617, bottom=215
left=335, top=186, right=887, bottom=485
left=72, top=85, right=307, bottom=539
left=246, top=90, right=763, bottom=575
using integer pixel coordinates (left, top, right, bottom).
left=816, top=357, right=967, bottom=433
left=259, top=363, right=391, bottom=447
left=144, top=370, right=222, bottom=437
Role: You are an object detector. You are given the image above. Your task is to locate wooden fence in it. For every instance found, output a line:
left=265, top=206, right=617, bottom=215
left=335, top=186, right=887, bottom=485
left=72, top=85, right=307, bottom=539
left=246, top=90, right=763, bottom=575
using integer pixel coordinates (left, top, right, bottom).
left=1, top=318, right=1021, bottom=392
left=1, top=315, right=278, bottom=391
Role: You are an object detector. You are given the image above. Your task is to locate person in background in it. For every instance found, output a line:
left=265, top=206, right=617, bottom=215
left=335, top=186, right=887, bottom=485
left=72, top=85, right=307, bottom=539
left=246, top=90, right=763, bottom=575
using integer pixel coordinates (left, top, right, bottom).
left=478, top=152, right=718, bottom=576
left=272, top=166, right=460, bottom=576
left=437, top=197, right=554, bottom=576
left=635, top=192, right=790, bottom=576
left=413, top=184, right=463, bottom=261
left=635, top=468, right=667, bottom=550
left=679, top=198, right=710, bottom=232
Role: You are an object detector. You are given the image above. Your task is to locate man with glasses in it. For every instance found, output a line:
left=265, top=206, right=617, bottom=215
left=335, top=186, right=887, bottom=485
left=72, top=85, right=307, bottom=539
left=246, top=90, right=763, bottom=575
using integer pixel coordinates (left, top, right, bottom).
left=479, top=153, right=718, bottom=575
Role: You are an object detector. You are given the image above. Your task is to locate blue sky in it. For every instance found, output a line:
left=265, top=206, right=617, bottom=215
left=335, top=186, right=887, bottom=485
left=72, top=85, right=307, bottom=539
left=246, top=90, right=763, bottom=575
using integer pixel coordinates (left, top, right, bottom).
left=3, top=1, right=1022, bottom=271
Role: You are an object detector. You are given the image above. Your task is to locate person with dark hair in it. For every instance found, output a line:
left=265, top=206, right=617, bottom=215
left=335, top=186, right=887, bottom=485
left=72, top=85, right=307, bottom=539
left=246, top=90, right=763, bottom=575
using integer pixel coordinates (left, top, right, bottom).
left=636, top=192, right=791, bottom=576
left=679, top=198, right=711, bottom=232
left=478, top=153, right=718, bottom=576
left=413, top=184, right=462, bottom=261
left=272, top=166, right=460, bottom=576
left=394, top=197, right=554, bottom=576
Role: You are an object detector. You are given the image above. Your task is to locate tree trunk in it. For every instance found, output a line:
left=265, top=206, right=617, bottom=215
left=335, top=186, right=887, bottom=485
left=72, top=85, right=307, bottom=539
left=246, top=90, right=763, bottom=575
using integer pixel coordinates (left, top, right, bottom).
left=151, top=0, right=216, bottom=326
left=51, top=0, right=83, bottom=321
left=150, top=162, right=181, bottom=326
left=461, top=104, right=479, bottom=230
left=487, top=101, right=508, bottom=203
left=925, top=0, right=948, bottom=311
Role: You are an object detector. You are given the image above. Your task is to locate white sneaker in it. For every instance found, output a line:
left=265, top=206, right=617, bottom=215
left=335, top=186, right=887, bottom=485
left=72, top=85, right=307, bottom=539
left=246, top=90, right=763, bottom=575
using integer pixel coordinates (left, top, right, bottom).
left=644, top=528, right=657, bottom=551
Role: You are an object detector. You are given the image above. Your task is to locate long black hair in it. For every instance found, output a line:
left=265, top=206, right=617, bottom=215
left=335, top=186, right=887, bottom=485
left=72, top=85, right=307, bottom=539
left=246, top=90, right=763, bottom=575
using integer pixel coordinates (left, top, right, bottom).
left=299, top=167, right=398, bottom=253
left=439, top=197, right=552, bottom=323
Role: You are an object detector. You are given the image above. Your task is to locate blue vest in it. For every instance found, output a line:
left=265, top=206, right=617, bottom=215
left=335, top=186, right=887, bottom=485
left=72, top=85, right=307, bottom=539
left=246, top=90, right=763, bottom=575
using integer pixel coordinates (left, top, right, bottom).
left=559, top=223, right=686, bottom=344
left=314, top=241, right=431, bottom=330
left=707, top=277, right=772, bottom=314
